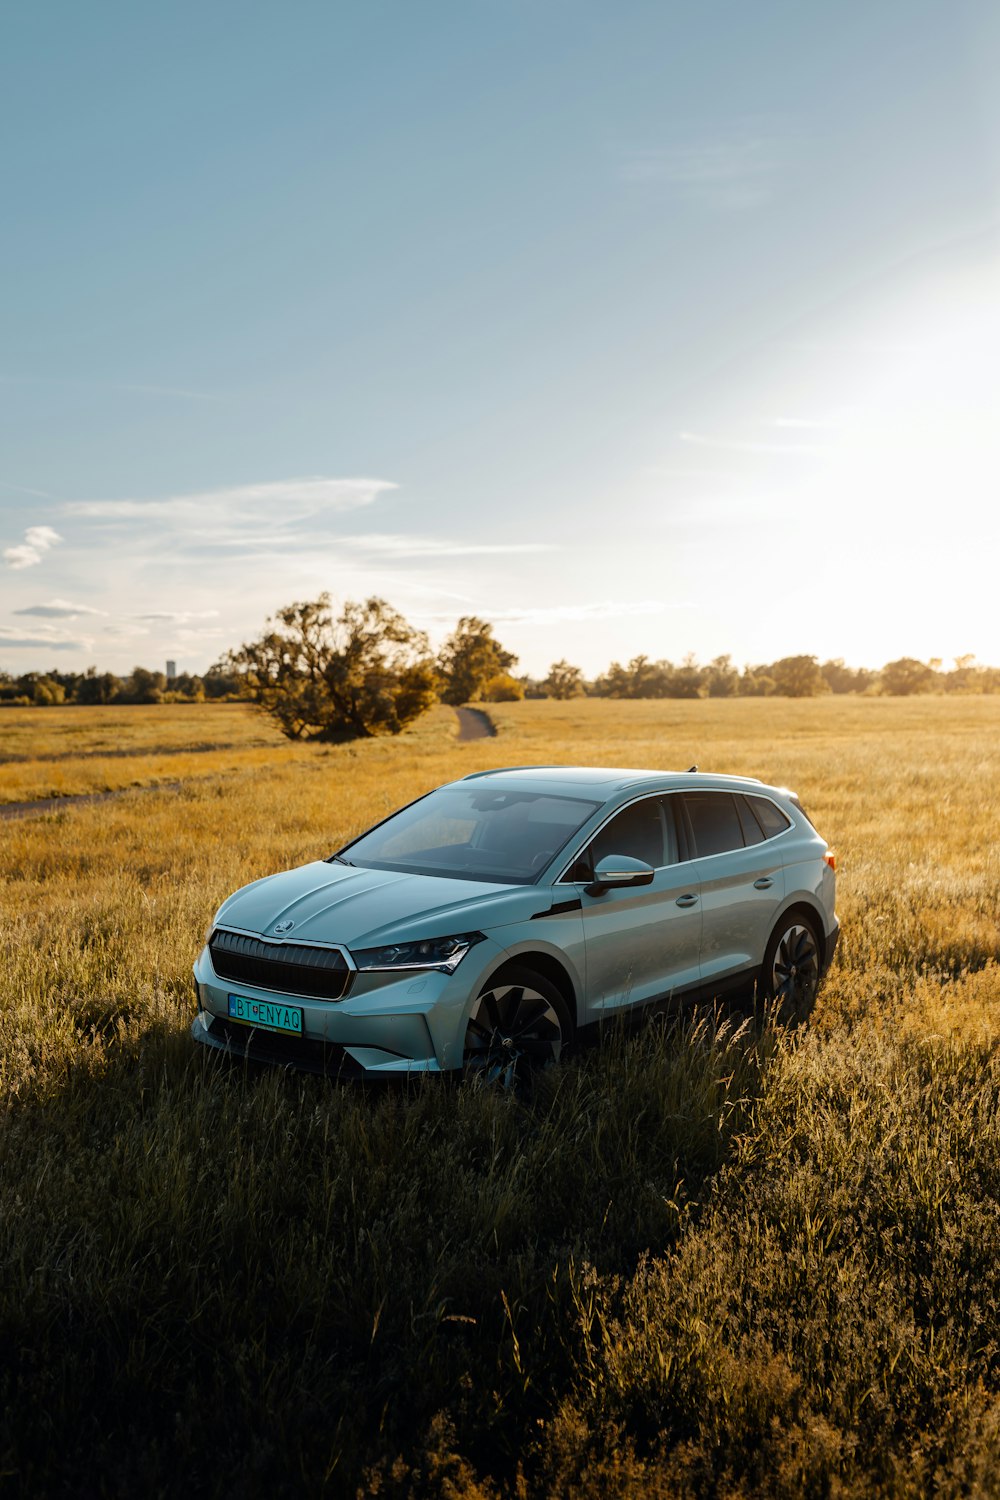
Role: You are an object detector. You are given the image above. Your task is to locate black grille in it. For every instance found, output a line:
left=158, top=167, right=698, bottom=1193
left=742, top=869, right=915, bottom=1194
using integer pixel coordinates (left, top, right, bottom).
left=205, top=1016, right=363, bottom=1077
left=208, top=929, right=352, bottom=1001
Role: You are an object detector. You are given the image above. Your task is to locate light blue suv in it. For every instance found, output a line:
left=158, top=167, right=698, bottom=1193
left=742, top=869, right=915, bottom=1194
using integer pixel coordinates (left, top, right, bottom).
left=192, top=766, right=838, bottom=1083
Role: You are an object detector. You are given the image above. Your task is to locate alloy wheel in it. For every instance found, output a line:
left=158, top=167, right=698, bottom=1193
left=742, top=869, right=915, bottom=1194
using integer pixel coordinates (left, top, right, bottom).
left=464, top=982, right=564, bottom=1088
left=770, top=922, right=820, bottom=1018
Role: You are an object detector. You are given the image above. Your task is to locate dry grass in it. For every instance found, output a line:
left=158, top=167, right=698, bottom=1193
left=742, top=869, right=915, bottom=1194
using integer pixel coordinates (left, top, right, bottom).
left=2, top=697, right=1000, bottom=1497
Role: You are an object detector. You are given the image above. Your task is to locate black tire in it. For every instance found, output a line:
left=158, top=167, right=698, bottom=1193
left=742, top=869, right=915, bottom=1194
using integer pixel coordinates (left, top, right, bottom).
left=463, top=965, right=573, bottom=1088
left=761, top=912, right=822, bottom=1024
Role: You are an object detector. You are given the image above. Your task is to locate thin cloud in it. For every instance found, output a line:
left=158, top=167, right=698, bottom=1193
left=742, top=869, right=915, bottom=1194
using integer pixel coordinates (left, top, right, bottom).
left=66, top=477, right=394, bottom=522
left=338, top=533, right=555, bottom=559
left=0, top=624, right=87, bottom=650
left=3, top=525, right=63, bottom=569
left=0, top=479, right=52, bottom=498
left=620, top=128, right=785, bottom=210
left=416, top=601, right=672, bottom=627
left=134, top=609, right=221, bottom=623
left=487, top=601, right=672, bottom=625
left=14, top=598, right=107, bottom=618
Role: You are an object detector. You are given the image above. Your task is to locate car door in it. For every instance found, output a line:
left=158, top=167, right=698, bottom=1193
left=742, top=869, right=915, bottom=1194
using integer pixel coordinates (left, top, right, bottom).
left=561, top=795, right=703, bottom=1020
left=675, top=790, right=786, bottom=990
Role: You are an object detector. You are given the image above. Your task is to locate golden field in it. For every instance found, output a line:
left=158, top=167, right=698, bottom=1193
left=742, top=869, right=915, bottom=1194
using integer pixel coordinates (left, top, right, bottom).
left=2, top=696, right=1000, bottom=1497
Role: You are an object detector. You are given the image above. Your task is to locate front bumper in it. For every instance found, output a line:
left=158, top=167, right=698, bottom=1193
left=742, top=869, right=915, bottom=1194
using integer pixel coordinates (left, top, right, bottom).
left=191, top=936, right=507, bottom=1076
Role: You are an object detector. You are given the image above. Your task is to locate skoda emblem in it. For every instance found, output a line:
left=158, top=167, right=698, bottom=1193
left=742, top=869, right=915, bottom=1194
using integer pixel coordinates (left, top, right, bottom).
left=273, top=919, right=295, bottom=934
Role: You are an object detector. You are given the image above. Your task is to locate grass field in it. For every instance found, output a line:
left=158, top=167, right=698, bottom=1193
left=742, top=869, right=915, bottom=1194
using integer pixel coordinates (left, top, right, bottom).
left=2, top=697, right=1000, bottom=1497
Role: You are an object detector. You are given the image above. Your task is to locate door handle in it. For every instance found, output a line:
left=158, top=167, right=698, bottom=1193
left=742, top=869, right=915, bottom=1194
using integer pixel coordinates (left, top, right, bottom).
left=753, top=877, right=773, bottom=890
left=675, top=893, right=699, bottom=907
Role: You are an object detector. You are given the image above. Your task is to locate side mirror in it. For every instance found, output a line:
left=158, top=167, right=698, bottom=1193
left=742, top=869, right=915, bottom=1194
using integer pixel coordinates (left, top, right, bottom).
left=586, top=854, right=655, bottom=895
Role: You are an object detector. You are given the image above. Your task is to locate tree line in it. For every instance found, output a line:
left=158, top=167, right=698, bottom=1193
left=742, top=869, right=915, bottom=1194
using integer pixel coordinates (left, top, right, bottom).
left=4, top=593, right=999, bottom=736
left=0, top=663, right=241, bottom=708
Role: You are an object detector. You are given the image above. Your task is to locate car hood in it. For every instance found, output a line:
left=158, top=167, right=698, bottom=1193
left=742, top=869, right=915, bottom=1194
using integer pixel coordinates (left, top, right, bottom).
left=213, top=860, right=554, bottom=948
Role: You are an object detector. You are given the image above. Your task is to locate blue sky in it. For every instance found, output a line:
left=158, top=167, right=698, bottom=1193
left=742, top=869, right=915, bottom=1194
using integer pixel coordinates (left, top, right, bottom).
left=2, top=1, right=999, bottom=676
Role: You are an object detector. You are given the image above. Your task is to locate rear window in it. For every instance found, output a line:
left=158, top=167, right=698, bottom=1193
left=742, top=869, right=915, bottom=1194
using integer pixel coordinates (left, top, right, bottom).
left=682, top=792, right=745, bottom=858
left=746, top=795, right=792, bottom=839
left=735, top=795, right=765, bottom=846
left=790, top=794, right=816, bottom=829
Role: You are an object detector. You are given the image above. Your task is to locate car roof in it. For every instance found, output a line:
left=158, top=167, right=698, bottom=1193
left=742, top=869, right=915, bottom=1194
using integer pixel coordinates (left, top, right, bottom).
left=453, top=765, right=784, bottom=799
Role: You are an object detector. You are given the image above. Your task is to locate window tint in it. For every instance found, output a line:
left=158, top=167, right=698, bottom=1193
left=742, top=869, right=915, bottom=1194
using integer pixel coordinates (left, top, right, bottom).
left=342, top=788, right=600, bottom=883
left=589, top=798, right=665, bottom=869
left=746, top=796, right=791, bottom=839
left=790, top=794, right=816, bottom=829
left=735, top=794, right=765, bottom=846
left=682, top=792, right=745, bottom=858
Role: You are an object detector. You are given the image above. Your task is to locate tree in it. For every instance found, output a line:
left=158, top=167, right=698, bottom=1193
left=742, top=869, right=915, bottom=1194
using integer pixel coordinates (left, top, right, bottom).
left=32, top=676, right=65, bottom=706
left=769, top=655, right=828, bottom=698
left=820, top=659, right=875, bottom=694
left=706, top=654, right=739, bottom=698
left=75, top=668, right=122, bottom=705
left=480, top=672, right=524, bottom=702
left=666, top=654, right=707, bottom=699
left=437, top=617, right=517, bottom=705
left=118, top=667, right=166, bottom=704
left=880, top=657, right=935, bottom=696
left=541, top=660, right=585, bottom=699
left=228, top=594, right=438, bottom=740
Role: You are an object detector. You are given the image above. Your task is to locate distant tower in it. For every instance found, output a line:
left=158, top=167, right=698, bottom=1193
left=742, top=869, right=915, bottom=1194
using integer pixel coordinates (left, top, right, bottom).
left=166, top=660, right=177, bottom=681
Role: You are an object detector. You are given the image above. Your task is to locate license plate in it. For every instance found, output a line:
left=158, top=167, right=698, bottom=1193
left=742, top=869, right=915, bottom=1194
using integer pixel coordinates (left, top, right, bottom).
left=227, top=994, right=304, bottom=1036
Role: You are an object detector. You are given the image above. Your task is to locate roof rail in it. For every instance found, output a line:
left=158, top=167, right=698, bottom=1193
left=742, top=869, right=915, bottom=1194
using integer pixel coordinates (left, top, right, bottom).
left=461, top=764, right=566, bottom=781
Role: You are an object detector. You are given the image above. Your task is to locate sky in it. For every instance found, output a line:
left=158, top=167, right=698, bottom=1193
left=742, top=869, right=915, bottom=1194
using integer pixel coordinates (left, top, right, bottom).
left=2, top=0, right=1000, bottom=679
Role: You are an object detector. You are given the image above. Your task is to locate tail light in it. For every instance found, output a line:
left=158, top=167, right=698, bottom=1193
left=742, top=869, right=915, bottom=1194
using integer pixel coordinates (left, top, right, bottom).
left=823, top=851, right=836, bottom=872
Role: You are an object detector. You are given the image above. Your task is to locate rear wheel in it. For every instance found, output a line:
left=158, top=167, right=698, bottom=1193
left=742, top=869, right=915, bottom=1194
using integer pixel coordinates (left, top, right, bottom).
left=463, top=966, right=572, bottom=1088
left=762, top=913, right=821, bottom=1024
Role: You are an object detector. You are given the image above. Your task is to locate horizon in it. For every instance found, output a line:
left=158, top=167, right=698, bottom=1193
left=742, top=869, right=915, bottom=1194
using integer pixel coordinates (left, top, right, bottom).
left=3, top=3, right=1000, bottom=678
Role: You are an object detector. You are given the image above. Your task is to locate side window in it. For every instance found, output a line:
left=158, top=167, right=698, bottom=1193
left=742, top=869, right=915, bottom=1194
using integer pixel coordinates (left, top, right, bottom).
left=735, top=794, right=765, bottom=846
left=682, top=792, right=745, bottom=858
left=746, top=795, right=792, bottom=839
left=588, top=798, right=666, bottom=870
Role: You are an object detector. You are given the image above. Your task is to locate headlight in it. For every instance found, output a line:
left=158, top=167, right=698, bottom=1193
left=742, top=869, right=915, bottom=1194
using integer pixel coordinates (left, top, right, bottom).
left=350, top=932, right=485, bottom=974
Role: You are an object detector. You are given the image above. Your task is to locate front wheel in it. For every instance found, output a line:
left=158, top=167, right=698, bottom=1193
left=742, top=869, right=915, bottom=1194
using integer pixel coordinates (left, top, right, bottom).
left=762, top=914, right=822, bottom=1024
left=463, top=966, right=572, bottom=1088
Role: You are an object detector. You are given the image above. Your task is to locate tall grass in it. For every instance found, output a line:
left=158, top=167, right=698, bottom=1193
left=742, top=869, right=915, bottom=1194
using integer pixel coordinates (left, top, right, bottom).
left=2, top=698, right=1000, bottom=1496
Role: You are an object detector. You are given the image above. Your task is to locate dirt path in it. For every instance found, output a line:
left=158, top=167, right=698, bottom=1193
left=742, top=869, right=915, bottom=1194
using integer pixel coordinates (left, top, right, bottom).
left=0, top=739, right=272, bottom=767
left=454, top=707, right=497, bottom=741
left=0, top=783, right=183, bottom=821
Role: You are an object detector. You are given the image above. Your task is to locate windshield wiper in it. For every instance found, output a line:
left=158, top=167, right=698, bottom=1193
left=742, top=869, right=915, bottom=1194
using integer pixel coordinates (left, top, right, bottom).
left=329, top=854, right=354, bottom=866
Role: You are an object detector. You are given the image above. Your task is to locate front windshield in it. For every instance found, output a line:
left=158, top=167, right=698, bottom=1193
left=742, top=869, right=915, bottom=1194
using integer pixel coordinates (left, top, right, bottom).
left=337, top=787, right=600, bottom=884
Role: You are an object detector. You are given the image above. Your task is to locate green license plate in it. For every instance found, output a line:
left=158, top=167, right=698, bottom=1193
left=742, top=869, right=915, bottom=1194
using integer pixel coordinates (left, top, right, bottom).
left=227, top=994, right=304, bottom=1036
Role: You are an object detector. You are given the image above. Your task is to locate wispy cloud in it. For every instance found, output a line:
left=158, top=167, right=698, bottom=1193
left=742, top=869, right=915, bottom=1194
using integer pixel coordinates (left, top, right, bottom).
left=416, top=600, right=671, bottom=627
left=133, top=609, right=221, bottom=623
left=66, top=476, right=394, bottom=524
left=0, top=623, right=89, bottom=651
left=620, top=127, right=785, bottom=210
left=103, top=623, right=150, bottom=638
left=3, top=525, right=63, bottom=570
left=14, top=598, right=107, bottom=618
left=338, top=533, right=555, bottom=559
left=0, top=479, right=52, bottom=498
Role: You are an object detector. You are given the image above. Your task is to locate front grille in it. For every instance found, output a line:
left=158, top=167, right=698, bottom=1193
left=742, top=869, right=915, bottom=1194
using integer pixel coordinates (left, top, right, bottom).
left=208, top=929, right=352, bottom=1001
left=205, top=1016, right=363, bottom=1077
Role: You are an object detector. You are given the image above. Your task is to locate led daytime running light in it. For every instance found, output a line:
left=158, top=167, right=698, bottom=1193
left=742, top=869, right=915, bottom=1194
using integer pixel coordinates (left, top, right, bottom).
left=351, top=932, right=484, bottom=973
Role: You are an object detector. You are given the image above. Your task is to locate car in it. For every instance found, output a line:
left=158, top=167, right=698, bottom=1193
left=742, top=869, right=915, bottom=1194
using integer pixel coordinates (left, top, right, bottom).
left=191, top=765, right=838, bottom=1084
